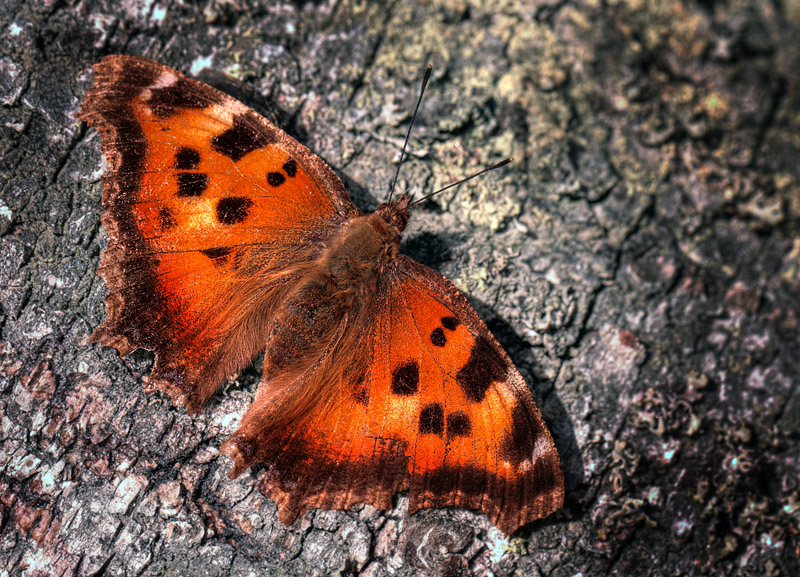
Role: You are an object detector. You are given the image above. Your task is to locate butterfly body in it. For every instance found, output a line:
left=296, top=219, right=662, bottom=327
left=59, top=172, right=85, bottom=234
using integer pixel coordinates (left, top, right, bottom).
left=78, top=55, right=564, bottom=534
left=244, top=198, right=409, bottom=445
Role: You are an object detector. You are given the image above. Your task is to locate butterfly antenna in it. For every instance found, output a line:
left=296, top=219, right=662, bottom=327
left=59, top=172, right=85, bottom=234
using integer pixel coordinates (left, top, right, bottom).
left=389, top=64, right=433, bottom=203
left=411, top=157, right=514, bottom=207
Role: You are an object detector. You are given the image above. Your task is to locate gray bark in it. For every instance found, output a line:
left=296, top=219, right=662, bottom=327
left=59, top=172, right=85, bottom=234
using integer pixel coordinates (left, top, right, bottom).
left=1, top=0, right=798, bottom=575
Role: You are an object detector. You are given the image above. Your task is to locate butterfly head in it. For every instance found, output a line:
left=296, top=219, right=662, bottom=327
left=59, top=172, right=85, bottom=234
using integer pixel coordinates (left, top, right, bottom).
left=374, top=191, right=413, bottom=236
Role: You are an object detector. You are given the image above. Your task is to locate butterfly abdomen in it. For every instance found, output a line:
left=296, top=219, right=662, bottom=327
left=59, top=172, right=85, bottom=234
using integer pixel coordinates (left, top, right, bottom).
left=225, top=214, right=395, bottom=471
left=262, top=212, right=397, bottom=381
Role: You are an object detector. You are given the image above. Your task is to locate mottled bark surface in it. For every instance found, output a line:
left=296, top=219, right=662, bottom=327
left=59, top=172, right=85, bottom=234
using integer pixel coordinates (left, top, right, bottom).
left=1, top=0, right=799, bottom=575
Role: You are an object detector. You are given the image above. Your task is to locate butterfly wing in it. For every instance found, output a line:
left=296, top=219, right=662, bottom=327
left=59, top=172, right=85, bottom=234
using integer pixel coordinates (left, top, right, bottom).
left=222, top=255, right=564, bottom=534
left=379, top=256, right=564, bottom=532
left=78, top=56, right=358, bottom=413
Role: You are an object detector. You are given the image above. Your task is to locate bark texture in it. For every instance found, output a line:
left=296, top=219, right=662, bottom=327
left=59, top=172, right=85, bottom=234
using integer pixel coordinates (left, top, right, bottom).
left=1, top=0, right=799, bottom=575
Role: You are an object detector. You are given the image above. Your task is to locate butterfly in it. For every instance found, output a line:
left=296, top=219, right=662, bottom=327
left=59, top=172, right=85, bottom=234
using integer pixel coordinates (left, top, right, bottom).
left=77, top=55, right=564, bottom=535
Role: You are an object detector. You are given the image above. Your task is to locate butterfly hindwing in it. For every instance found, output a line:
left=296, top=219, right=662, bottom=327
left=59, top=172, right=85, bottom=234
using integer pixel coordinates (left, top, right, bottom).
left=221, top=255, right=564, bottom=534
left=78, top=56, right=358, bottom=413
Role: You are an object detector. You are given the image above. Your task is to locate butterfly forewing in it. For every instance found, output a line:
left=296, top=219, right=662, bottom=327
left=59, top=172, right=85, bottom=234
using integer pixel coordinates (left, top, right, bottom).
left=79, top=55, right=357, bottom=412
left=389, top=257, right=564, bottom=532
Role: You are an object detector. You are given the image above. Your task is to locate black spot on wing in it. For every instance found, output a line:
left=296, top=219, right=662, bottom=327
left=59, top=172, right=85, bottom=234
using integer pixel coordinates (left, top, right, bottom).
left=455, top=336, right=509, bottom=402
left=441, top=316, right=460, bottom=331
left=391, top=361, right=419, bottom=396
left=354, top=387, right=369, bottom=406
left=353, top=373, right=369, bottom=406
left=267, top=172, right=285, bottom=187
left=174, top=147, right=201, bottom=169
left=216, top=196, right=254, bottom=225
left=200, top=246, right=232, bottom=266
left=500, top=401, right=541, bottom=466
left=446, top=411, right=472, bottom=438
left=211, top=114, right=275, bottom=162
left=430, top=327, right=446, bottom=347
left=158, top=207, right=177, bottom=230
left=148, top=77, right=218, bottom=118
left=283, top=158, right=297, bottom=177
left=418, top=403, right=444, bottom=435
left=177, top=172, right=208, bottom=197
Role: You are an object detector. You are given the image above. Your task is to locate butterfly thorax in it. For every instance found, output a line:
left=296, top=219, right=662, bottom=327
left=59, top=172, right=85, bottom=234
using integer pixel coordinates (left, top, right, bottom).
left=261, top=195, right=411, bottom=382
left=318, top=193, right=412, bottom=288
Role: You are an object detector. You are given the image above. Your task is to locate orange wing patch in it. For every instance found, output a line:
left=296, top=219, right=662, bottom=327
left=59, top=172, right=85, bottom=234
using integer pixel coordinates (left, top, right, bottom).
left=78, top=56, right=357, bottom=412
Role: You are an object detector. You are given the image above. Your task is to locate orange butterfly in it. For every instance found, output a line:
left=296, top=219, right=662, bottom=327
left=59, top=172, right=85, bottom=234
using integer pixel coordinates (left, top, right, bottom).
left=77, top=55, right=564, bottom=535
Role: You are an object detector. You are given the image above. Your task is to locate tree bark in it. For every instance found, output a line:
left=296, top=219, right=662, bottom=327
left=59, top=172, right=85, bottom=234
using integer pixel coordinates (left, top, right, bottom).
left=1, top=0, right=798, bottom=575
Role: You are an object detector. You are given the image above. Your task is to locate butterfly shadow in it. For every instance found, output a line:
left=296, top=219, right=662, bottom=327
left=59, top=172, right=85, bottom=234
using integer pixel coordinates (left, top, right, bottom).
left=483, top=315, right=586, bottom=524
left=196, top=68, right=282, bottom=126
left=401, top=230, right=465, bottom=269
